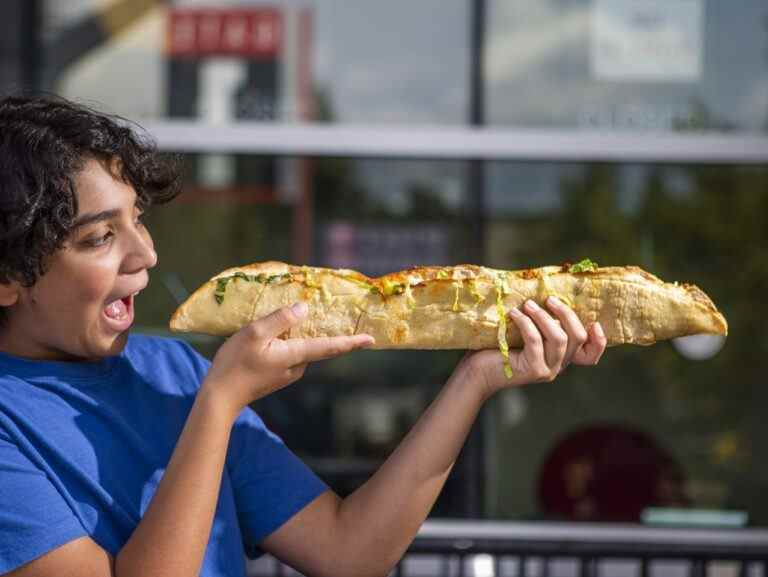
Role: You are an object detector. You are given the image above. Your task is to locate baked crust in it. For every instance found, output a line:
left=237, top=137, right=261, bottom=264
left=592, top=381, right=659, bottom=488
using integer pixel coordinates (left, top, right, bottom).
left=169, top=262, right=728, bottom=348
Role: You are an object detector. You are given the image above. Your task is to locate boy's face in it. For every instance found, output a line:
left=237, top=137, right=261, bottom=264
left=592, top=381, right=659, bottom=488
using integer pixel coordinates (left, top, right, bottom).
left=0, top=157, right=157, bottom=362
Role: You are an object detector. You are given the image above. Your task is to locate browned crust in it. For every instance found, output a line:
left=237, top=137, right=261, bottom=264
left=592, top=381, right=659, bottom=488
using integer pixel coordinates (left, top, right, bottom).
left=170, top=261, right=728, bottom=346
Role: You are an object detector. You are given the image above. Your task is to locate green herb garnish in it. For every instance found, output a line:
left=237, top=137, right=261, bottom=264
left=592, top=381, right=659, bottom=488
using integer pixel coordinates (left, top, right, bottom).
left=267, top=273, right=292, bottom=284
left=214, top=277, right=231, bottom=305
left=214, top=271, right=292, bottom=305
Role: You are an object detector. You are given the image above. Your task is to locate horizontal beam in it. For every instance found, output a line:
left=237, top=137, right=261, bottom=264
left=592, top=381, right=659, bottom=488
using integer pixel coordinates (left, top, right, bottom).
left=416, top=520, right=768, bottom=551
left=141, top=121, right=768, bottom=164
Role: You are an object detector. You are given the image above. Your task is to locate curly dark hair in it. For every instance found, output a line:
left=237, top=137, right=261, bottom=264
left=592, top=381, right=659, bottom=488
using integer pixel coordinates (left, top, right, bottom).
left=0, top=94, right=181, bottom=322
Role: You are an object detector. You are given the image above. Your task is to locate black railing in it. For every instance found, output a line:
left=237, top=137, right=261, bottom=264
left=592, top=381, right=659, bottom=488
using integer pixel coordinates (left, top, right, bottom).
left=246, top=520, right=768, bottom=577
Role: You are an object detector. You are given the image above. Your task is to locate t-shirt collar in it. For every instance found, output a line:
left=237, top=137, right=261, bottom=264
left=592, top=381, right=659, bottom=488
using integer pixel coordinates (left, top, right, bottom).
left=0, top=343, right=126, bottom=381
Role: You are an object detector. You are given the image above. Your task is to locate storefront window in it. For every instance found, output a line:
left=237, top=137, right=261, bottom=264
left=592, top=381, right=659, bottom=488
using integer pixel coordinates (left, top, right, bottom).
left=138, top=153, right=768, bottom=523
left=45, top=0, right=469, bottom=125
left=487, top=0, right=768, bottom=133
left=487, top=161, right=766, bottom=522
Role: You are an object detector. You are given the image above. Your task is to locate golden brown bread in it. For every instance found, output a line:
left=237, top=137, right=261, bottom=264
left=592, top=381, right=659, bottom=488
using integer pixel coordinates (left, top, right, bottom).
left=169, top=261, right=728, bottom=350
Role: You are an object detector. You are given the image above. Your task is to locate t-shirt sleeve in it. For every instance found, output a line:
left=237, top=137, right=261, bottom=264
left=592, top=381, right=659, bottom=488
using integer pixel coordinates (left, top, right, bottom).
left=0, top=429, right=86, bottom=573
left=227, top=407, right=328, bottom=558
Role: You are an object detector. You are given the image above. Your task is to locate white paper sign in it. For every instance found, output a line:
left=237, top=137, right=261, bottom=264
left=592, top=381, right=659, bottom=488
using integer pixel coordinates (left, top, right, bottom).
left=591, top=0, right=703, bottom=82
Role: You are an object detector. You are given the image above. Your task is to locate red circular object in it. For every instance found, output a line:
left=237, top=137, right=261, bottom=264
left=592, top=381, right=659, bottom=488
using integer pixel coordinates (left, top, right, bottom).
left=537, top=424, right=688, bottom=522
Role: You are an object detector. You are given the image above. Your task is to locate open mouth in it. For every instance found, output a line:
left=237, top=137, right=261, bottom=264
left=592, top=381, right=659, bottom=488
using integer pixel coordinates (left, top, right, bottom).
left=104, top=295, right=132, bottom=320
left=103, top=292, right=138, bottom=331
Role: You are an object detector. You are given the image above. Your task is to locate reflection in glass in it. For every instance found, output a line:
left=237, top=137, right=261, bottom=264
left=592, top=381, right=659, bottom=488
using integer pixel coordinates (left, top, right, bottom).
left=487, top=0, right=768, bottom=133
left=139, top=155, right=768, bottom=523
left=49, top=0, right=469, bottom=126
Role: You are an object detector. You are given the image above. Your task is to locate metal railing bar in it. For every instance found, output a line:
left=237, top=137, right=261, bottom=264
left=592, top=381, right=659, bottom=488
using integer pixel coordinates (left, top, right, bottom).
left=407, top=541, right=768, bottom=561
left=417, top=520, right=768, bottom=548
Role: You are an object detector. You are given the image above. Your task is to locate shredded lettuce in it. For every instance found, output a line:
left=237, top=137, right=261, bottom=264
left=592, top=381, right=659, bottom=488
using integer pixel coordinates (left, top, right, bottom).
left=452, top=283, right=461, bottom=312
left=382, top=278, right=406, bottom=296
left=344, top=276, right=378, bottom=293
left=540, top=272, right=574, bottom=308
left=468, top=278, right=485, bottom=304
left=568, top=258, right=598, bottom=273
left=301, top=266, right=320, bottom=288
left=404, top=282, right=416, bottom=309
left=494, top=275, right=513, bottom=379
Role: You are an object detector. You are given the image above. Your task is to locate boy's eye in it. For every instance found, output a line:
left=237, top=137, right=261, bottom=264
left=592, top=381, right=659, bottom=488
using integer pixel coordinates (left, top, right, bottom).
left=85, top=230, right=113, bottom=247
left=78, top=209, right=146, bottom=248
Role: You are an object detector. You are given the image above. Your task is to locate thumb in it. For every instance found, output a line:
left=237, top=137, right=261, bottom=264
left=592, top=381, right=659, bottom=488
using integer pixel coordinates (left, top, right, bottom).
left=253, top=302, right=308, bottom=339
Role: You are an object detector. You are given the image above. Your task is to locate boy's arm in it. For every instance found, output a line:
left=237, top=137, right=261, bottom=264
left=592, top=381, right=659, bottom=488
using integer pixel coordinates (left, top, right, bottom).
left=5, top=305, right=372, bottom=577
left=6, top=387, right=232, bottom=577
left=262, top=299, right=606, bottom=577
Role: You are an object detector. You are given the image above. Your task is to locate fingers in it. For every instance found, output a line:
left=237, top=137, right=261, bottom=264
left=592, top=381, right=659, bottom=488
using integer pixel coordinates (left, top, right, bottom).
left=509, top=299, right=606, bottom=382
left=250, top=302, right=310, bottom=340
left=282, top=334, right=376, bottom=366
left=521, top=300, right=568, bottom=370
left=572, top=322, right=607, bottom=366
left=508, top=307, right=552, bottom=381
left=544, top=296, right=588, bottom=369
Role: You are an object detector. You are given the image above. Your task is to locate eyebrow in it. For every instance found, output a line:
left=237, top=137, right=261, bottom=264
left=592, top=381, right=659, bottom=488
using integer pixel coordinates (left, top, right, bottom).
left=71, top=209, right=122, bottom=230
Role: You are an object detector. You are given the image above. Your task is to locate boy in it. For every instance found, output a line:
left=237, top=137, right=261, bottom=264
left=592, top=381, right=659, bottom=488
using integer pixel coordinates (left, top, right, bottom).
left=0, top=95, right=606, bottom=577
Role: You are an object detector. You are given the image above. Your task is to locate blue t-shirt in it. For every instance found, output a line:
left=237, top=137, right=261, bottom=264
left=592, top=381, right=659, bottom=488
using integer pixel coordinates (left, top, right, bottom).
left=0, top=334, right=327, bottom=575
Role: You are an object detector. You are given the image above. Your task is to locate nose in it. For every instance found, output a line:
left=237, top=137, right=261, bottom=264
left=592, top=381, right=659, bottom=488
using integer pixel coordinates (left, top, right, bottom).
left=122, top=225, right=158, bottom=274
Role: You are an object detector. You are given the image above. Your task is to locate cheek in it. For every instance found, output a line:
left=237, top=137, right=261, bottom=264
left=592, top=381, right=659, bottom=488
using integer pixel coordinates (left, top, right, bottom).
left=79, top=268, right=116, bottom=304
left=58, top=264, right=117, bottom=310
left=28, top=251, right=119, bottom=319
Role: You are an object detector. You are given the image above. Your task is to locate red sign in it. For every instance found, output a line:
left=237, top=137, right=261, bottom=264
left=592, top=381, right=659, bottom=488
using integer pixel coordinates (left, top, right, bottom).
left=167, top=8, right=282, bottom=57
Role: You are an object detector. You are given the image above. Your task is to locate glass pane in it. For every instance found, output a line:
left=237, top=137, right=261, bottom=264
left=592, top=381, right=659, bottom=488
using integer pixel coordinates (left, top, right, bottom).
left=44, top=0, right=469, bottom=125
left=137, top=153, right=473, bottom=510
left=487, top=161, right=767, bottom=523
left=139, top=153, right=767, bottom=524
left=487, top=0, right=768, bottom=133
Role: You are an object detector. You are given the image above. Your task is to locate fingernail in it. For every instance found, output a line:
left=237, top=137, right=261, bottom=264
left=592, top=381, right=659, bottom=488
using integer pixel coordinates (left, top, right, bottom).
left=291, top=302, right=308, bottom=317
left=509, top=307, right=522, bottom=316
left=594, top=322, right=604, bottom=336
left=525, top=300, right=539, bottom=311
left=547, top=296, right=560, bottom=307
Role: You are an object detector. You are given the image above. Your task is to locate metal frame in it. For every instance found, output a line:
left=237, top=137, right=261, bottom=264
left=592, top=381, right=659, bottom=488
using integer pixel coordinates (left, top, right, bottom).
left=415, top=520, right=768, bottom=553
left=143, top=121, right=768, bottom=164
left=247, top=520, right=768, bottom=576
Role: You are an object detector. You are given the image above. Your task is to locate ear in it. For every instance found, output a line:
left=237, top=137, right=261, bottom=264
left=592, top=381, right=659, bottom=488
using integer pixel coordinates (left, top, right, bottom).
left=0, top=281, right=20, bottom=307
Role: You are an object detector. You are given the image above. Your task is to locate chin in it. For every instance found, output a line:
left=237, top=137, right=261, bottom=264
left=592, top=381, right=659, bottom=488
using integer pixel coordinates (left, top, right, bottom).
left=84, top=329, right=131, bottom=360
left=105, top=330, right=131, bottom=356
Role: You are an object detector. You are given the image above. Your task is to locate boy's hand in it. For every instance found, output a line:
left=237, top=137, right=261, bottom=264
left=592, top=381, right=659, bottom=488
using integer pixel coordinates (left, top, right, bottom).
left=202, top=302, right=374, bottom=421
left=459, top=297, right=607, bottom=400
